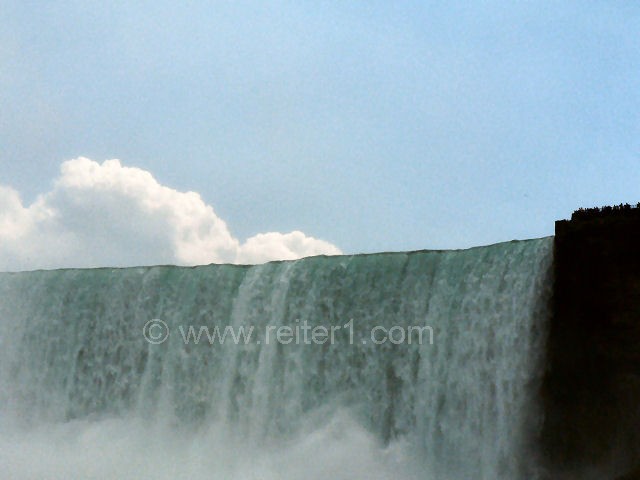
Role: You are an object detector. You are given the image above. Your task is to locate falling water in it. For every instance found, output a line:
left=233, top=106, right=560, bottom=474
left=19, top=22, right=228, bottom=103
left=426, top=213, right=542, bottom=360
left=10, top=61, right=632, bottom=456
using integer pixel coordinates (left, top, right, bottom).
left=0, top=238, right=553, bottom=479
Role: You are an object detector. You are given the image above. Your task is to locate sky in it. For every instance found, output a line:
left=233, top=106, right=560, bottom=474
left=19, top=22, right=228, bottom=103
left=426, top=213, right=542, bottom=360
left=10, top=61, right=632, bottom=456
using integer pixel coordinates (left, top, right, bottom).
left=1, top=1, right=639, bottom=270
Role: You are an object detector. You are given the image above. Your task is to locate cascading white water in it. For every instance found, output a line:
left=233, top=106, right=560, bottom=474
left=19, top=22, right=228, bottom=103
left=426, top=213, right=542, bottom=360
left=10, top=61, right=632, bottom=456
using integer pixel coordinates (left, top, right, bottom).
left=0, top=238, right=553, bottom=480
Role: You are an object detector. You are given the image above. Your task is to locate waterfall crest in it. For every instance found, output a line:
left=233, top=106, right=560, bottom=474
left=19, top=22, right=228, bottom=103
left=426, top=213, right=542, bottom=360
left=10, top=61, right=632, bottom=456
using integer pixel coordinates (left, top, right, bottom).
left=0, top=238, right=553, bottom=479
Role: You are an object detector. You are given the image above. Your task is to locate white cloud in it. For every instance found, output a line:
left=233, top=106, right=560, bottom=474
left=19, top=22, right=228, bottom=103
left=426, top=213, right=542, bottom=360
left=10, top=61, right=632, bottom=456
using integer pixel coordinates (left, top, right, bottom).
left=0, top=158, right=341, bottom=271
left=237, top=231, right=342, bottom=264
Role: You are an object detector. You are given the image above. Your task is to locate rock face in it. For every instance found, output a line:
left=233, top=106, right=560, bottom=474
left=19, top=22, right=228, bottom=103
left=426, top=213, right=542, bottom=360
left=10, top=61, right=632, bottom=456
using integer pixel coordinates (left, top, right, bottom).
left=542, top=209, right=640, bottom=479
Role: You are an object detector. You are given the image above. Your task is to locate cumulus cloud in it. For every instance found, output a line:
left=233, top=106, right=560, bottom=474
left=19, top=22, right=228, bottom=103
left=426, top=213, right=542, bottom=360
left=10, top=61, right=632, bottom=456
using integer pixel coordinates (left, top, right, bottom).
left=0, top=158, right=341, bottom=271
left=237, top=231, right=342, bottom=264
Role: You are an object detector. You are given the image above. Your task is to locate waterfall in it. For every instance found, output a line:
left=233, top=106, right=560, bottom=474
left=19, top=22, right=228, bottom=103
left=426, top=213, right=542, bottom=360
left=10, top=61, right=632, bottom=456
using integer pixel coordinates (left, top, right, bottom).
left=0, top=238, right=553, bottom=479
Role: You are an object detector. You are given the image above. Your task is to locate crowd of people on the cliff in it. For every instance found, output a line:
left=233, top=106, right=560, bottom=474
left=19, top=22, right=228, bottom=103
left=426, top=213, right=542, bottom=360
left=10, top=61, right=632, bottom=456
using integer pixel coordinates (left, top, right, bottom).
left=571, top=203, right=640, bottom=220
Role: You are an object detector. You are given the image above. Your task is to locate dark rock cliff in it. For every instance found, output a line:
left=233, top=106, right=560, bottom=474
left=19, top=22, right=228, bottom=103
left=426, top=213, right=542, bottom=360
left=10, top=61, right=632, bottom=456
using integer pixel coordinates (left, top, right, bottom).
left=542, top=208, right=640, bottom=479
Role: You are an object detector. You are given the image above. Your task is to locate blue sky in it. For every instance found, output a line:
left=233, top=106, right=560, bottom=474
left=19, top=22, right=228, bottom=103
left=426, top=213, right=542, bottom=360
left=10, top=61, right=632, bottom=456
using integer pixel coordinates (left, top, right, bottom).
left=1, top=1, right=639, bottom=264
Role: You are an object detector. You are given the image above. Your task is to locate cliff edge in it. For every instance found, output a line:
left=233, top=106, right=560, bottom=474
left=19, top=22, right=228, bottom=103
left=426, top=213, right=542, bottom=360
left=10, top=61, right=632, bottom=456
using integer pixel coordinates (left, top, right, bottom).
left=542, top=206, right=640, bottom=479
